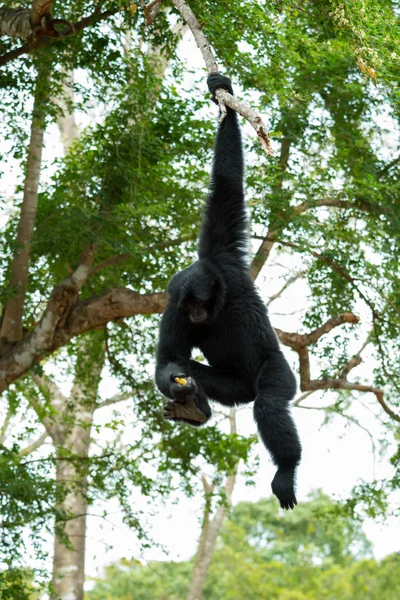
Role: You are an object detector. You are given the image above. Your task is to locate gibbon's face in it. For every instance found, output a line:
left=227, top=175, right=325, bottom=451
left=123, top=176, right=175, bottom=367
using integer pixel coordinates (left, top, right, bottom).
left=181, top=295, right=210, bottom=324
left=168, top=262, right=220, bottom=325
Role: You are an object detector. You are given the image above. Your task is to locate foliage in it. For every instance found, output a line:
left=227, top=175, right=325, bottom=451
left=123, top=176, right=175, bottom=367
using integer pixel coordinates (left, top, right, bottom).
left=1, top=0, right=400, bottom=593
left=86, top=493, right=400, bottom=600
left=0, top=445, right=59, bottom=598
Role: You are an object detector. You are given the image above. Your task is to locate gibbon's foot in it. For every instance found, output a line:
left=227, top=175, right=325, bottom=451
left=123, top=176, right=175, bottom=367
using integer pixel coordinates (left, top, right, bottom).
left=163, top=397, right=209, bottom=426
left=271, top=468, right=298, bottom=510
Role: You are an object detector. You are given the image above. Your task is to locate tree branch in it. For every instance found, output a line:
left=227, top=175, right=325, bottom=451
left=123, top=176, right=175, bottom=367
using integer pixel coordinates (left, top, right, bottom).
left=276, top=317, right=399, bottom=422
left=0, top=7, right=118, bottom=67
left=31, top=0, right=53, bottom=28
left=170, top=0, right=273, bottom=155
left=140, top=0, right=162, bottom=25
left=250, top=193, right=391, bottom=279
left=0, top=406, right=13, bottom=444
left=0, top=65, right=49, bottom=343
left=0, top=254, right=95, bottom=395
left=96, top=392, right=133, bottom=410
left=0, top=8, right=32, bottom=39
left=266, top=270, right=305, bottom=307
left=19, top=430, right=48, bottom=456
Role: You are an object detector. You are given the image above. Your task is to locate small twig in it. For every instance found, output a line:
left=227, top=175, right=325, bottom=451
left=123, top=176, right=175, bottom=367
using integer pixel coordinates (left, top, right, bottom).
left=96, top=392, right=133, bottom=410
left=267, top=270, right=305, bottom=307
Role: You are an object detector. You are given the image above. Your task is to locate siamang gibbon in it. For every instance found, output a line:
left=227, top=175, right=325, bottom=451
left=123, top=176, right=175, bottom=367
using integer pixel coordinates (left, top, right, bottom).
left=155, top=73, right=302, bottom=510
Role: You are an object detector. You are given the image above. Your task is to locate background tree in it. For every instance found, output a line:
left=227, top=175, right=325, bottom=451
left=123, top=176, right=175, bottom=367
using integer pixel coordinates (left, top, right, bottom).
left=0, top=0, right=400, bottom=597
left=86, top=493, right=400, bottom=600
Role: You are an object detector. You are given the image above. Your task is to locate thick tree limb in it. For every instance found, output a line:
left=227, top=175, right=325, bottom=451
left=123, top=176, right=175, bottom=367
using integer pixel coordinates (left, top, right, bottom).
left=0, top=7, right=118, bottom=67
left=52, top=288, right=166, bottom=348
left=0, top=66, right=48, bottom=343
left=0, top=1, right=53, bottom=39
left=0, top=255, right=95, bottom=395
left=170, top=0, right=273, bottom=156
left=0, top=8, right=32, bottom=38
left=0, top=286, right=165, bottom=394
left=31, top=0, right=53, bottom=28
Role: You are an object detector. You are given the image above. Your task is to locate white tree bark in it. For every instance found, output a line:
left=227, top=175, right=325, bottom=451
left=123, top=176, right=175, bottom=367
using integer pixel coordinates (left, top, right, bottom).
left=187, top=410, right=238, bottom=600
left=51, top=340, right=104, bottom=600
left=0, top=66, right=48, bottom=342
left=170, top=0, right=273, bottom=155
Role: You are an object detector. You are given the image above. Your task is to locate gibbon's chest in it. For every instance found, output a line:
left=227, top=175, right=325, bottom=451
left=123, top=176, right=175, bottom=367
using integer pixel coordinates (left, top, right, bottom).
left=192, top=310, right=253, bottom=369
left=192, top=294, right=271, bottom=369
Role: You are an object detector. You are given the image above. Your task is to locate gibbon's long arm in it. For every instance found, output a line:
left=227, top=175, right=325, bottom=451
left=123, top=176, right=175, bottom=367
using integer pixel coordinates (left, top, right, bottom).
left=198, top=74, right=248, bottom=264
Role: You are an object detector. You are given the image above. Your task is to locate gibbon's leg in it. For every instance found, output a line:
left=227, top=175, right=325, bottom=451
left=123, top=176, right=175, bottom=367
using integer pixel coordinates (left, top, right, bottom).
left=253, top=353, right=302, bottom=510
left=189, top=361, right=254, bottom=406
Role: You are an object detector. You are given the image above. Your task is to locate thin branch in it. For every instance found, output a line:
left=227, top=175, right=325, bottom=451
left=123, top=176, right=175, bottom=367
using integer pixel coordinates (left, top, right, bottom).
left=0, top=406, right=13, bottom=444
left=295, top=399, right=377, bottom=456
left=377, top=155, right=400, bottom=179
left=277, top=316, right=398, bottom=422
left=96, top=392, right=133, bottom=410
left=256, top=235, right=381, bottom=320
left=267, top=270, right=305, bottom=307
left=19, top=430, right=48, bottom=456
left=292, top=390, right=316, bottom=406
left=140, top=0, right=162, bottom=25
left=250, top=193, right=390, bottom=279
left=170, top=0, right=273, bottom=155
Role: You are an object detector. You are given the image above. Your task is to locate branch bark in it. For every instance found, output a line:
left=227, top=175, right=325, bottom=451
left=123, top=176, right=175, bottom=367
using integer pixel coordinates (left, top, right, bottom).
left=250, top=193, right=389, bottom=280
left=0, top=253, right=96, bottom=394
left=0, top=1, right=53, bottom=39
left=170, top=0, right=273, bottom=156
left=0, top=8, right=33, bottom=39
left=187, top=410, right=237, bottom=600
left=50, top=335, right=105, bottom=600
left=0, top=65, right=49, bottom=343
left=276, top=316, right=398, bottom=422
left=0, top=7, right=118, bottom=67
left=19, top=430, right=48, bottom=456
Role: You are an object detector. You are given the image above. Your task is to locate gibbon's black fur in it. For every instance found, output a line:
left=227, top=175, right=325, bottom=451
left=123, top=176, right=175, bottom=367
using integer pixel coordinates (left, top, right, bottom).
left=155, top=73, right=302, bottom=509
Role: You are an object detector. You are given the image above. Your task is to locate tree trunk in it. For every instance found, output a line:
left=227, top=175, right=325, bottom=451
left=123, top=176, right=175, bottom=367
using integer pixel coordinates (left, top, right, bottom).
left=187, top=410, right=237, bottom=600
left=51, top=427, right=91, bottom=600
left=51, top=335, right=104, bottom=600
left=0, top=66, right=49, bottom=342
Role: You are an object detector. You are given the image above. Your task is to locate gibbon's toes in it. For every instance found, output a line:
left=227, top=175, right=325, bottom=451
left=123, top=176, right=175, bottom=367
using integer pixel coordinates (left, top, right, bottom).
left=271, top=469, right=297, bottom=511
left=279, top=495, right=297, bottom=511
left=163, top=398, right=208, bottom=424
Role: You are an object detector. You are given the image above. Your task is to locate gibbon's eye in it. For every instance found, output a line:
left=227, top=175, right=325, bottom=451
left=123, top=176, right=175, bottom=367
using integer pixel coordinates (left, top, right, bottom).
left=182, top=299, right=191, bottom=313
